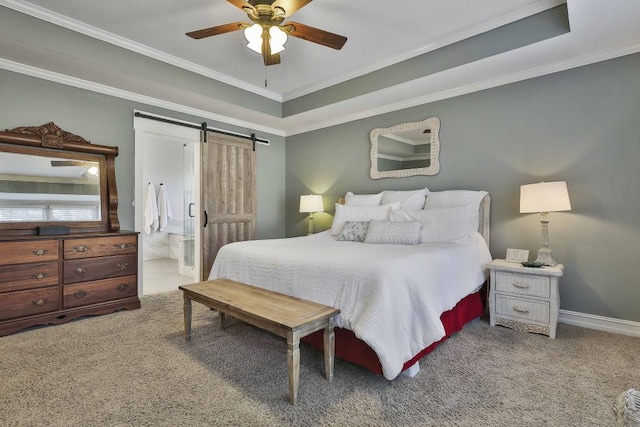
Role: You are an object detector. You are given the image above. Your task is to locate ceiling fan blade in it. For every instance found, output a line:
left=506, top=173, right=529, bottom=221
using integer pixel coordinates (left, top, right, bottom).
left=285, top=22, right=347, bottom=50
left=51, top=160, right=87, bottom=167
left=227, top=0, right=256, bottom=13
left=271, top=0, right=312, bottom=17
left=186, top=22, right=246, bottom=39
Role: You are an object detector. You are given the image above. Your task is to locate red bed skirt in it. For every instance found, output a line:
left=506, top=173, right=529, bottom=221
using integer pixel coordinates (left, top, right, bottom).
left=302, top=288, right=485, bottom=376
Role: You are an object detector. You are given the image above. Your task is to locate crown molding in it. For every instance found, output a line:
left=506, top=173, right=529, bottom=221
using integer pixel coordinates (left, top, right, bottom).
left=0, top=0, right=283, bottom=102
left=0, top=58, right=286, bottom=137
left=280, top=0, right=566, bottom=101
left=284, top=38, right=640, bottom=135
left=2, top=37, right=638, bottom=137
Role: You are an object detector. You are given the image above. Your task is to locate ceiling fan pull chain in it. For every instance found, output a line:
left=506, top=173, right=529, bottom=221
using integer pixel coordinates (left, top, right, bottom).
left=264, top=66, right=268, bottom=88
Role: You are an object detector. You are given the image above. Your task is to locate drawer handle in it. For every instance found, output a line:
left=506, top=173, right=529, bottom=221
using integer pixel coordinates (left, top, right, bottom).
left=116, top=263, right=129, bottom=270
left=119, top=243, right=129, bottom=250
left=32, top=298, right=48, bottom=306
left=33, top=249, right=48, bottom=256
left=512, top=305, right=530, bottom=314
left=73, top=290, right=88, bottom=299
left=117, top=283, right=130, bottom=292
left=34, top=272, right=48, bottom=280
left=512, top=282, right=530, bottom=289
left=74, top=245, right=88, bottom=253
left=74, top=267, right=86, bottom=275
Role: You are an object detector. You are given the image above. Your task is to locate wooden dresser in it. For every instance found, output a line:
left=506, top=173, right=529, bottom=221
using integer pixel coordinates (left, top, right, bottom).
left=0, top=231, right=140, bottom=336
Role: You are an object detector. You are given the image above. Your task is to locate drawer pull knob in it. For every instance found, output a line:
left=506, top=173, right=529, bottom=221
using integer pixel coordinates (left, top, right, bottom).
left=117, top=263, right=129, bottom=270
left=32, top=249, right=48, bottom=256
left=32, top=298, right=48, bottom=306
left=34, top=272, right=48, bottom=280
left=512, top=282, right=530, bottom=289
left=513, top=305, right=530, bottom=314
left=117, top=284, right=130, bottom=292
left=74, top=245, right=88, bottom=252
left=74, top=267, right=86, bottom=275
left=73, top=290, right=88, bottom=299
left=119, top=243, right=129, bottom=250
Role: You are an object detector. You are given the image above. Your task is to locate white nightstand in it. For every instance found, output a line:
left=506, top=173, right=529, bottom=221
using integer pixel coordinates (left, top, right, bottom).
left=486, top=259, right=564, bottom=338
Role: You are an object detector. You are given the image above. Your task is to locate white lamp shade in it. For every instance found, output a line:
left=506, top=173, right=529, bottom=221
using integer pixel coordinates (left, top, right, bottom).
left=299, top=195, right=323, bottom=213
left=520, top=181, right=572, bottom=213
left=269, top=26, right=287, bottom=54
left=244, top=24, right=287, bottom=55
left=244, top=23, right=263, bottom=54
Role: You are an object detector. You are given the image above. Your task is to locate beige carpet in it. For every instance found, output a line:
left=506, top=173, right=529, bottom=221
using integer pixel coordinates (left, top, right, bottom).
left=1, top=291, right=638, bottom=426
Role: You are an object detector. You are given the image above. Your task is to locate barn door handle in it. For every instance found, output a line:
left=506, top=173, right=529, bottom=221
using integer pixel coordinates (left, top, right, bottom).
left=203, top=210, right=208, bottom=228
left=188, top=203, right=195, bottom=218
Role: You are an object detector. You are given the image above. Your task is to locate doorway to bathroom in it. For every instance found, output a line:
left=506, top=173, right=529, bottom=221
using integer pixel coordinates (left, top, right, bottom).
left=134, top=114, right=201, bottom=295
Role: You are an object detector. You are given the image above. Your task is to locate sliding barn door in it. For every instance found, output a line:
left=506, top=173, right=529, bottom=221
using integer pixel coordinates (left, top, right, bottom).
left=201, top=132, right=256, bottom=280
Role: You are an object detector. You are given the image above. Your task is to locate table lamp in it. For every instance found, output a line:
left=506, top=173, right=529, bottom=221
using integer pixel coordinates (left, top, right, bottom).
left=299, top=194, right=324, bottom=235
left=520, top=181, right=571, bottom=266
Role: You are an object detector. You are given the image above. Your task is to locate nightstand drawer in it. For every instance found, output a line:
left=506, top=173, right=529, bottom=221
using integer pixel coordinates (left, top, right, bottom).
left=495, top=271, right=550, bottom=298
left=496, top=295, right=549, bottom=323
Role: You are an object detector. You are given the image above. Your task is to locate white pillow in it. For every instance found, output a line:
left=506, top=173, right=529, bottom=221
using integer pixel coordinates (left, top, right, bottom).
left=364, top=220, right=422, bottom=245
left=389, top=205, right=476, bottom=243
left=380, top=187, right=429, bottom=211
left=423, top=190, right=487, bottom=210
left=330, top=203, right=399, bottom=236
left=423, top=190, right=487, bottom=233
left=344, top=191, right=383, bottom=207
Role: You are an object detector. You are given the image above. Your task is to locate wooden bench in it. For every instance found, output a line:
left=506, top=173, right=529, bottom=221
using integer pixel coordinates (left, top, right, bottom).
left=178, top=279, right=340, bottom=404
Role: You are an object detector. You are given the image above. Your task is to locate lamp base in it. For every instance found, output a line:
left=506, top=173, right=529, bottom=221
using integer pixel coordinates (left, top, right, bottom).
left=306, top=214, right=314, bottom=236
left=534, top=247, right=557, bottom=266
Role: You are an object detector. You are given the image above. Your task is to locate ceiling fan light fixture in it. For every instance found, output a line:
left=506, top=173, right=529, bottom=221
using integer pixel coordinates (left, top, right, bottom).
left=269, top=25, right=287, bottom=54
left=244, top=23, right=263, bottom=54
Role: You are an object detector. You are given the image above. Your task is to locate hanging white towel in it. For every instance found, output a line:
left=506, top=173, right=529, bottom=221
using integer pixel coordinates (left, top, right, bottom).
left=158, top=184, right=173, bottom=231
left=143, top=182, right=159, bottom=234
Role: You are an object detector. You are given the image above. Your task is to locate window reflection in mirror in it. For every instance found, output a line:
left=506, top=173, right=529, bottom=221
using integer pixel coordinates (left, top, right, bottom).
left=0, top=151, right=102, bottom=223
left=370, top=117, right=440, bottom=179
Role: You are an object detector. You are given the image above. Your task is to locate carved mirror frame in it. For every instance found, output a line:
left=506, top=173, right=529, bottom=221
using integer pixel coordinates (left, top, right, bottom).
left=0, top=122, right=120, bottom=235
left=370, top=116, right=440, bottom=179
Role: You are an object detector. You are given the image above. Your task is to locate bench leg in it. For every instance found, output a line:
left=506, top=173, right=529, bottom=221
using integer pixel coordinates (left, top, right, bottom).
left=219, top=311, right=227, bottom=330
left=323, top=323, right=335, bottom=382
left=182, top=292, right=192, bottom=340
left=287, top=330, right=300, bottom=405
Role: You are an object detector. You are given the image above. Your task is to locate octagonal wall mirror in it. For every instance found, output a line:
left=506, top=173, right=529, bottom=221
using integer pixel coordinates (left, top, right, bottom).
left=370, top=117, right=440, bottom=179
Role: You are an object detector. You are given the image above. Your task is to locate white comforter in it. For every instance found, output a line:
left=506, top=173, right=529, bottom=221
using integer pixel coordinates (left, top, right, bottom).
left=208, top=231, right=491, bottom=380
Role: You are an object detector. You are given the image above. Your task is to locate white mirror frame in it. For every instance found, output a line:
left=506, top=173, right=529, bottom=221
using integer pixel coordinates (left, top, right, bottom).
left=369, top=116, right=440, bottom=179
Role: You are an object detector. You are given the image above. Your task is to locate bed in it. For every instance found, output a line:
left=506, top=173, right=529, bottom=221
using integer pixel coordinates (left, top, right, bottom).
left=208, top=189, right=492, bottom=380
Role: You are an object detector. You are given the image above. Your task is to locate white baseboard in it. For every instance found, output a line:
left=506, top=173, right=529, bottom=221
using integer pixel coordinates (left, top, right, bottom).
left=559, top=310, right=640, bottom=338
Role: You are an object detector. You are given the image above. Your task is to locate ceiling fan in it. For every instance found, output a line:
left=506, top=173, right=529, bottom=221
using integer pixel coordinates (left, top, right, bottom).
left=186, top=0, right=347, bottom=66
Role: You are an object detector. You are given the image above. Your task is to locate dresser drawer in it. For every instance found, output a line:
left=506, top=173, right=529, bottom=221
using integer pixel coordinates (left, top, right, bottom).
left=0, top=240, right=59, bottom=266
left=496, top=295, right=550, bottom=324
left=63, top=275, right=137, bottom=308
left=0, top=262, right=59, bottom=293
left=0, top=286, right=59, bottom=321
left=495, top=271, right=550, bottom=298
left=64, top=235, right=137, bottom=259
left=64, top=254, right=137, bottom=284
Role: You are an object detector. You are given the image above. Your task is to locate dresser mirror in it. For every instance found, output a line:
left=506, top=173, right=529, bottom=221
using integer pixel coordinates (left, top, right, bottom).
left=0, top=122, right=119, bottom=235
left=370, top=116, right=441, bottom=179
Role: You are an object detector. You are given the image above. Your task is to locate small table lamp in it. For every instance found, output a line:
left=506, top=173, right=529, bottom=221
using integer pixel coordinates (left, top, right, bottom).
left=520, top=181, right=571, bottom=266
left=299, top=194, right=324, bottom=235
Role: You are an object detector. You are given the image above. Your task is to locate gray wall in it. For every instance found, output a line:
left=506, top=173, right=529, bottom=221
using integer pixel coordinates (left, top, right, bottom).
left=285, top=52, right=640, bottom=322
left=0, top=69, right=286, bottom=239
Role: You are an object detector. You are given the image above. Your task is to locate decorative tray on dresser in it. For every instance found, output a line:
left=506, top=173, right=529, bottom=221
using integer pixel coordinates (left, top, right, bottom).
left=486, top=259, right=564, bottom=339
left=0, top=122, right=140, bottom=336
